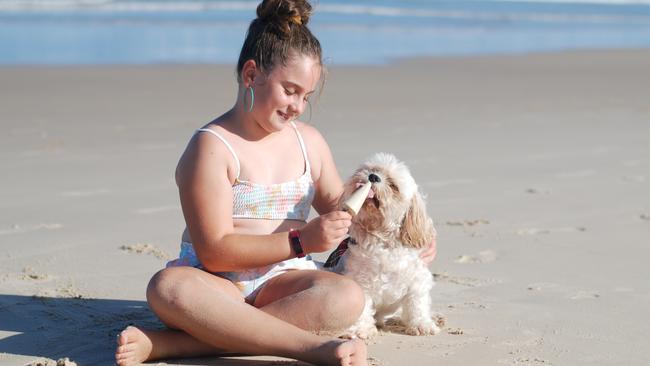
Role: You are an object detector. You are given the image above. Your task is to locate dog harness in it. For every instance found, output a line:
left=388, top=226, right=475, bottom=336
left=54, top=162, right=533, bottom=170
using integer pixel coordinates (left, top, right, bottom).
left=324, top=237, right=357, bottom=268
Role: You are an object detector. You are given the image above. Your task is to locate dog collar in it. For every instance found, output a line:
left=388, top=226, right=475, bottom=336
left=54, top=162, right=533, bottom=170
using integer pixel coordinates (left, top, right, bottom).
left=323, top=236, right=355, bottom=268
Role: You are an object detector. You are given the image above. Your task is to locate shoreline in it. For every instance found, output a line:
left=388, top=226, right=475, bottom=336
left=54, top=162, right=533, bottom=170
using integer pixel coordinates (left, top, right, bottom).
left=0, top=47, right=649, bottom=69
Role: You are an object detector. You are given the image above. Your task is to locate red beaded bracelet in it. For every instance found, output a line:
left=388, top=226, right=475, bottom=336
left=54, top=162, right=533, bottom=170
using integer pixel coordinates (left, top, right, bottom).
left=288, top=229, right=306, bottom=258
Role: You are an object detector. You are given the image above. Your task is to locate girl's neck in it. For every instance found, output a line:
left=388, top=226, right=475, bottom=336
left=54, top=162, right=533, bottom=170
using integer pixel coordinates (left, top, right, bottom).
left=221, top=106, right=274, bottom=142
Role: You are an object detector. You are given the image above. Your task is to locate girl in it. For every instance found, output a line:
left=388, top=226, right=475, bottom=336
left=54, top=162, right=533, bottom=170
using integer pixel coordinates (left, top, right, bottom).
left=115, top=1, right=435, bottom=365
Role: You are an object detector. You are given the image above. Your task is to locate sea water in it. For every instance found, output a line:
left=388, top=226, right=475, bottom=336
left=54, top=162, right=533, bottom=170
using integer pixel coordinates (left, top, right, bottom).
left=1, top=0, right=649, bottom=65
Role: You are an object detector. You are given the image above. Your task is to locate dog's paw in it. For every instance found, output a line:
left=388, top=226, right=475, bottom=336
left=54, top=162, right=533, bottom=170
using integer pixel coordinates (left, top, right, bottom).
left=357, top=326, right=379, bottom=340
left=404, top=321, right=441, bottom=336
left=341, top=326, right=378, bottom=340
left=338, top=325, right=378, bottom=340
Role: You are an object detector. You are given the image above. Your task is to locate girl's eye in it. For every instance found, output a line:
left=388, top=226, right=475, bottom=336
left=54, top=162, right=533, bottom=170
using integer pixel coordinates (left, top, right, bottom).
left=284, top=88, right=295, bottom=95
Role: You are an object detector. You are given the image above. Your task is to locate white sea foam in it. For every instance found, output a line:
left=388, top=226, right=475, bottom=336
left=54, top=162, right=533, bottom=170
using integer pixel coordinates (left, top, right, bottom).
left=0, top=0, right=256, bottom=12
left=493, top=0, right=650, bottom=4
left=317, top=3, right=650, bottom=23
left=1, top=0, right=649, bottom=14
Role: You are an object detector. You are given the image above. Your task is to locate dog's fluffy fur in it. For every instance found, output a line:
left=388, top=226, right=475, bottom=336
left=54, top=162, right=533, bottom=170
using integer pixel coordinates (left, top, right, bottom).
left=332, top=153, right=439, bottom=339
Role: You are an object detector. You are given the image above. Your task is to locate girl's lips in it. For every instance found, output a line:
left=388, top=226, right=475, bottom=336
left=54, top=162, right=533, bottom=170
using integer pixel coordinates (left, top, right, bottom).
left=278, top=111, right=290, bottom=120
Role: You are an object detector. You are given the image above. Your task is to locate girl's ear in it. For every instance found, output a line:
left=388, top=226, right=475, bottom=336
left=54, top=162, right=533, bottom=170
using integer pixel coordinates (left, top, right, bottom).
left=241, top=59, right=258, bottom=86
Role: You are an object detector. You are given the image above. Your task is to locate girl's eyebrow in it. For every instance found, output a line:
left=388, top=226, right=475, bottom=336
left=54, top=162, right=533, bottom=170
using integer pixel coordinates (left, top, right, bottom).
left=284, top=81, right=316, bottom=95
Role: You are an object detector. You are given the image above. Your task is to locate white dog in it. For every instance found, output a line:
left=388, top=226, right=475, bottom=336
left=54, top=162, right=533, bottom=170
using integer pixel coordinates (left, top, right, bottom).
left=326, top=153, right=440, bottom=339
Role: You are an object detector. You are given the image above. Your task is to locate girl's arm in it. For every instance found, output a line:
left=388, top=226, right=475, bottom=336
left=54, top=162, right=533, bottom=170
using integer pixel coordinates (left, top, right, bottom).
left=176, top=131, right=349, bottom=273
left=176, top=132, right=292, bottom=272
left=297, top=122, right=438, bottom=263
left=297, top=122, right=345, bottom=215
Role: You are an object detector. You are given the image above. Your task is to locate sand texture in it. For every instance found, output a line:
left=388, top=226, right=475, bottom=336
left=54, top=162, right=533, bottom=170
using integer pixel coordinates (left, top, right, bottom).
left=1, top=50, right=649, bottom=365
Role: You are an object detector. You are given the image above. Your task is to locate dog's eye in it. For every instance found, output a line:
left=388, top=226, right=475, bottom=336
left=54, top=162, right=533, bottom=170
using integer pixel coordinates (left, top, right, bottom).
left=387, top=179, right=399, bottom=193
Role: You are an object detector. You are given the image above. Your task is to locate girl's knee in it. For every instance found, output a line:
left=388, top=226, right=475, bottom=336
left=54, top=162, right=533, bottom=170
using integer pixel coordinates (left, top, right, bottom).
left=314, top=274, right=365, bottom=323
left=147, top=267, right=243, bottom=310
left=146, top=267, right=189, bottom=310
left=335, top=276, right=366, bottom=317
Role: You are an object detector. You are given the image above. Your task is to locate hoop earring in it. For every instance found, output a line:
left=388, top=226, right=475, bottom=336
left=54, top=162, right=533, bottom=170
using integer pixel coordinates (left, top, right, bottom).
left=305, top=100, right=312, bottom=122
left=243, top=86, right=254, bottom=112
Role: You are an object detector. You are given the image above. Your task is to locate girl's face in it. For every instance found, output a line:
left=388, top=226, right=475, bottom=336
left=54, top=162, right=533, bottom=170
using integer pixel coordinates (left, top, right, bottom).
left=250, top=55, right=321, bottom=133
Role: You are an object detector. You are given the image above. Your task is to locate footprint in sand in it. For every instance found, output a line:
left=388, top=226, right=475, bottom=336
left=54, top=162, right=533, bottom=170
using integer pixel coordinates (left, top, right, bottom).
left=622, top=160, right=641, bottom=167
left=525, top=187, right=551, bottom=194
left=446, top=219, right=490, bottom=227
left=137, top=142, right=178, bottom=151
left=60, top=189, right=110, bottom=197
left=620, top=175, right=646, bottom=183
left=454, top=250, right=497, bottom=264
left=569, top=290, right=601, bottom=300
left=134, top=205, right=180, bottom=214
left=33, top=279, right=86, bottom=299
left=526, top=282, right=562, bottom=292
left=424, top=178, right=475, bottom=188
left=445, top=219, right=490, bottom=237
left=527, top=283, right=601, bottom=300
left=613, top=287, right=635, bottom=293
left=516, top=226, right=586, bottom=236
left=24, top=357, right=77, bottom=366
left=556, top=169, right=596, bottom=178
left=432, top=271, right=501, bottom=287
left=0, top=223, right=63, bottom=236
left=0, top=267, right=55, bottom=283
left=120, top=243, right=172, bottom=260
left=21, top=266, right=53, bottom=281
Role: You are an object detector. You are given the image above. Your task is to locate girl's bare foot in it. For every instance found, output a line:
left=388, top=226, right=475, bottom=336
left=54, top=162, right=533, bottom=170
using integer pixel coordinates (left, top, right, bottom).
left=311, top=339, right=368, bottom=366
left=114, top=326, right=368, bottom=366
left=115, top=326, right=153, bottom=366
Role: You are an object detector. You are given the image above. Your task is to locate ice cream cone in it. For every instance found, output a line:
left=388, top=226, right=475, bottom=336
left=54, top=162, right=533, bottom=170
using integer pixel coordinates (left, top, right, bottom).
left=343, top=182, right=372, bottom=216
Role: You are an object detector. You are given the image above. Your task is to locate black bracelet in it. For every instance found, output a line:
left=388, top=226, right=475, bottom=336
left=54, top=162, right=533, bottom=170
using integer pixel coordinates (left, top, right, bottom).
left=288, top=229, right=306, bottom=258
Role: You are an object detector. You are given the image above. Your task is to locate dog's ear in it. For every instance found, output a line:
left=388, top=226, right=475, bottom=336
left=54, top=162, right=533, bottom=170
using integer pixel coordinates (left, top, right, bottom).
left=400, top=190, right=435, bottom=249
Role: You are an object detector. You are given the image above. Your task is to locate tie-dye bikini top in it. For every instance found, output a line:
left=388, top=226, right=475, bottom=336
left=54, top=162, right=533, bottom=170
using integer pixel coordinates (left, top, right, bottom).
left=196, top=121, right=315, bottom=221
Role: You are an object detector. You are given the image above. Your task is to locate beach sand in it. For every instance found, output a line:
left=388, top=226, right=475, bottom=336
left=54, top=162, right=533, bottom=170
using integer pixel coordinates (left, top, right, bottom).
left=1, top=49, right=649, bottom=365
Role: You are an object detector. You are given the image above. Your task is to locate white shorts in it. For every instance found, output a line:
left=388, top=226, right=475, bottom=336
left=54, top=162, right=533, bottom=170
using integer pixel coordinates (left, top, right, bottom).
left=166, top=241, right=319, bottom=300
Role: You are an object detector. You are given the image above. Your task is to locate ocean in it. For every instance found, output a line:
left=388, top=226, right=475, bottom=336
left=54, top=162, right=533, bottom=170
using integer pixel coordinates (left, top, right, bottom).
left=1, top=0, right=650, bottom=65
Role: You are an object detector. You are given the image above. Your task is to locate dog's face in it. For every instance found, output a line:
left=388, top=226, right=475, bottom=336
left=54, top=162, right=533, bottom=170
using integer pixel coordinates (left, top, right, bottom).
left=341, top=153, right=434, bottom=248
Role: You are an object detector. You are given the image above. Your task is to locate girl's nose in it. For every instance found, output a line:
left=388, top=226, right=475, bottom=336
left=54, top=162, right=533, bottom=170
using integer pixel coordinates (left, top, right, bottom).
left=288, top=100, right=303, bottom=117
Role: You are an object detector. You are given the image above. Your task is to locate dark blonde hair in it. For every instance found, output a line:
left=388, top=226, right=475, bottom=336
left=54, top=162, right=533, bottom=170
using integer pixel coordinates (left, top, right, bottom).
left=236, top=0, right=323, bottom=82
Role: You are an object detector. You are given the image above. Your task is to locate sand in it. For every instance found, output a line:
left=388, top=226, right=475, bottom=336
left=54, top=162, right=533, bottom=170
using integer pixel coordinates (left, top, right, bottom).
left=1, top=49, right=649, bottom=365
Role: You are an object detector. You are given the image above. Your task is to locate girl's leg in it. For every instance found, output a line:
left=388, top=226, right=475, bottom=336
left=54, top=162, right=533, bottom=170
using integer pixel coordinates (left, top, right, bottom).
left=253, top=269, right=366, bottom=333
left=115, top=267, right=367, bottom=366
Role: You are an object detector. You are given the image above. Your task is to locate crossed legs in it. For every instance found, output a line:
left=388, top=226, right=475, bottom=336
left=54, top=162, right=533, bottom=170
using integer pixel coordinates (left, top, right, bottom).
left=115, top=267, right=367, bottom=365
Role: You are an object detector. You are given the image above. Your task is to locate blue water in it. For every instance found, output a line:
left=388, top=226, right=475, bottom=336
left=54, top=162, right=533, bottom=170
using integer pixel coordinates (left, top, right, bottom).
left=1, top=0, right=650, bottom=65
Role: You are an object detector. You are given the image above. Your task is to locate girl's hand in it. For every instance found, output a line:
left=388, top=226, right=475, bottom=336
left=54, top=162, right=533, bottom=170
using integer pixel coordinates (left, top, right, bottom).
left=420, top=236, right=437, bottom=265
left=301, top=211, right=352, bottom=253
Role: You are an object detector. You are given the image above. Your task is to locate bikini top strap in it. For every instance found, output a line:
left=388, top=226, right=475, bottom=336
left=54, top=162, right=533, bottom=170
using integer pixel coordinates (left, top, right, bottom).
left=290, top=121, right=311, bottom=173
left=195, top=128, right=241, bottom=180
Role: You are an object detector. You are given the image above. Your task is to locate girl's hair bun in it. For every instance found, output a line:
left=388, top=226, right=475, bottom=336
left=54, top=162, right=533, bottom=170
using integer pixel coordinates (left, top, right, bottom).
left=256, top=0, right=313, bottom=36
left=237, top=0, right=322, bottom=81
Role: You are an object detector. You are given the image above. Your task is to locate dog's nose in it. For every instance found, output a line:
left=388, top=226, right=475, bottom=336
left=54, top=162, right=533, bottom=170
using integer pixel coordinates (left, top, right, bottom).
left=368, top=173, right=381, bottom=183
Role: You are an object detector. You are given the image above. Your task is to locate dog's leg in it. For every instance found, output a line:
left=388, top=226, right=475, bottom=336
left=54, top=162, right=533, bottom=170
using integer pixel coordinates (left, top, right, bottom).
left=374, top=303, right=401, bottom=329
left=340, top=294, right=378, bottom=340
left=401, top=284, right=441, bottom=336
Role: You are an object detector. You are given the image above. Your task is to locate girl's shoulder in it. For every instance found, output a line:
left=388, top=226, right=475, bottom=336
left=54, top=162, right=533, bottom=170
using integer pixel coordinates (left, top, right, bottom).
left=293, top=120, right=330, bottom=153
left=293, top=120, right=337, bottom=183
left=175, top=123, right=240, bottom=186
